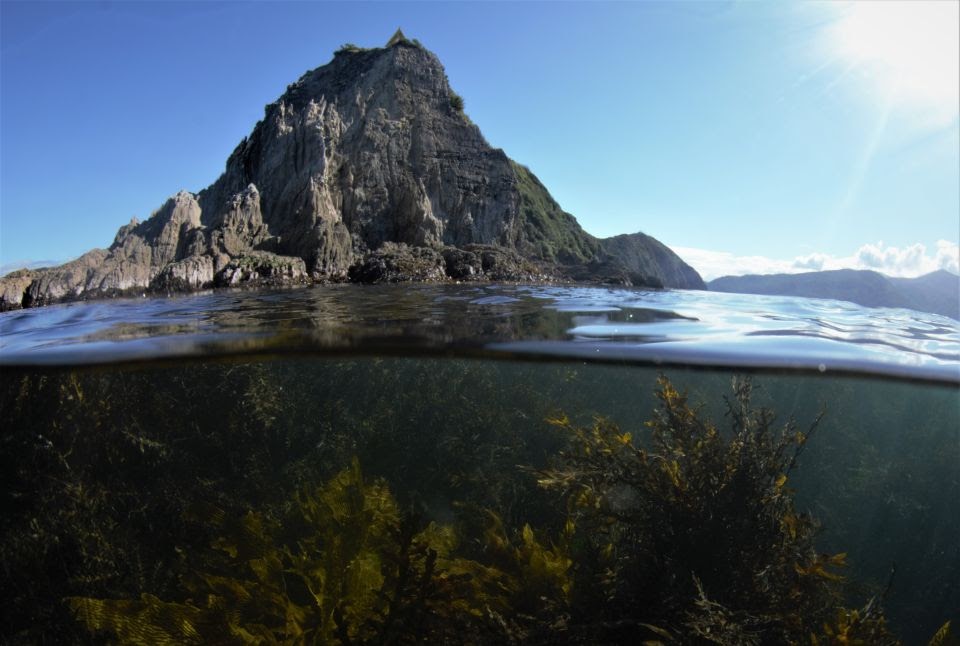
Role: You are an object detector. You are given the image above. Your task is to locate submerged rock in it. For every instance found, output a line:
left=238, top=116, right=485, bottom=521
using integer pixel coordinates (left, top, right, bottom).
left=1, top=34, right=705, bottom=310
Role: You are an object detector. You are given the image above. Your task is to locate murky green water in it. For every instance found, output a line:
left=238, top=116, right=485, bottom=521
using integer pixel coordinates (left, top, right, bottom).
left=2, top=285, right=958, bottom=643
left=2, top=356, right=957, bottom=644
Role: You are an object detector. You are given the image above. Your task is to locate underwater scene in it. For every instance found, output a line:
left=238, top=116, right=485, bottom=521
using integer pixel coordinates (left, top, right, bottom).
left=1, top=284, right=958, bottom=645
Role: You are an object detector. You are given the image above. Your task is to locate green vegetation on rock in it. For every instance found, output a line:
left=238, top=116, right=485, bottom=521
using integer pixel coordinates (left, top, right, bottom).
left=449, top=90, right=465, bottom=113
left=511, top=161, right=600, bottom=265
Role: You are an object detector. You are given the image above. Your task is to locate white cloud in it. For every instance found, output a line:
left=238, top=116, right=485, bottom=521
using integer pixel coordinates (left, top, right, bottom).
left=792, top=253, right=827, bottom=271
left=846, top=240, right=958, bottom=276
left=935, top=240, right=960, bottom=273
left=672, top=247, right=795, bottom=282
left=854, top=241, right=926, bottom=273
left=675, top=240, right=959, bottom=282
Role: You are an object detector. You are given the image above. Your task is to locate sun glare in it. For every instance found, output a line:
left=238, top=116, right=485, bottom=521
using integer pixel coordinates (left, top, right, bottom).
left=829, top=0, right=959, bottom=121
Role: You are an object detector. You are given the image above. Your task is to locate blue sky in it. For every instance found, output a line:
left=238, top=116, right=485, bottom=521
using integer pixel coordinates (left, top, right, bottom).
left=1, top=1, right=957, bottom=280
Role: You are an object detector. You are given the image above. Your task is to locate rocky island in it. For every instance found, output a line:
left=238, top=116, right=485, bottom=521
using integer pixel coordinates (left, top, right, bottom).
left=0, top=31, right=704, bottom=311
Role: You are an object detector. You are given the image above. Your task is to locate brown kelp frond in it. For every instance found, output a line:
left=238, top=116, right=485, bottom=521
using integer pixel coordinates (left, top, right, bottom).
left=60, top=374, right=917, bottom=644
left=68, top=594, right=209, bottom=645
left=477, top=510, right=574, bottom=607
left=927, top=621, right=958, bottom=646
left=67, top=458, right=465, bottom=644
left=66, top=456, right=579, bottom=644
left=812, top=599, right=900, bottom=646
left=536, top=375, right=860, bottom=641
left=434, top=508, right=577, bottom=641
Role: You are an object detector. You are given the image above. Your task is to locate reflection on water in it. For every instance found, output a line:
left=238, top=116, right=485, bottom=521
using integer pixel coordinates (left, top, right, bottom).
left=1, top=284, right=958, bottom=382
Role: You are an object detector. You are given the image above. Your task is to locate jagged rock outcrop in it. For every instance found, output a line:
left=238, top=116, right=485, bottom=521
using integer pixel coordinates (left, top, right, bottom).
left=21, top=250, right=110, bottom=307
left=152, top=256, right=215, bottom=292
left=1, top=33, right=704, bottom=310
left=0, top=269, right=37, bottom=307
left=216, top=252, right=308, bottom=287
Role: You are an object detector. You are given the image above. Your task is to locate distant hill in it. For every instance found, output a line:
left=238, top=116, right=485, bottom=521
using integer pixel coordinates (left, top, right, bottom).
left=708, top=269, right=959, bottom=320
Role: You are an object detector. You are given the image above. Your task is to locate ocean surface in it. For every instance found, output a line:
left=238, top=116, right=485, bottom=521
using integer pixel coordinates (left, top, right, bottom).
left=1, top=284, right=958, bottom=644
left=2, top=283, right=958, bottom=381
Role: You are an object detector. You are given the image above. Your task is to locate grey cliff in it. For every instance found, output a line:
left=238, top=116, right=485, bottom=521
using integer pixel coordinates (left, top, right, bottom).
left=1, top=33, right=705, bottom=310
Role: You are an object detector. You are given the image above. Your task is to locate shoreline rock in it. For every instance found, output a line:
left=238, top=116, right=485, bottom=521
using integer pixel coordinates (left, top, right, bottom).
left=0, top=243, right=686, bottom=312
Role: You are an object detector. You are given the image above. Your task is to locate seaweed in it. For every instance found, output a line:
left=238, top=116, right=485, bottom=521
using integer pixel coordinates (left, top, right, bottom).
left=68, top=458, right=463, bottom=643
left=534, top=375, right=899, bottom=643
left=813, top=602, right=899, bottom=646
left=927, top=621, right=958, bottom=646
left=65, top=457, right=578, bottom=644
left=8, top=369, right=946, bottom=643
left=442, top=509, right=577, bottom=641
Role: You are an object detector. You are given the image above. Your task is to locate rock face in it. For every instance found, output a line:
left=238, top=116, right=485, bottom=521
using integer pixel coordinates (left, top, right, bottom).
left=1, top=34, right=704, bottom=310
left=598, top=233, right=705, bottom=288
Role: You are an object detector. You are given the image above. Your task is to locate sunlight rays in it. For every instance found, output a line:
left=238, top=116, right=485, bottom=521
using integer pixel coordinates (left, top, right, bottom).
left=825, top=1, right=959, bottom=124
left=836, top=82, right=894, bottom=219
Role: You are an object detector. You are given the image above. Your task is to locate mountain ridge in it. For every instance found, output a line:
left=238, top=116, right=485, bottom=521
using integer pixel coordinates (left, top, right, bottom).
left=1, top=35, right=704, bottom=310
left=708, top=268, right=959, bottom=320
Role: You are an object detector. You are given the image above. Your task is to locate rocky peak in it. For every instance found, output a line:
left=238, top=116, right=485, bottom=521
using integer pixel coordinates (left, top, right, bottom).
left=1, top=34, right=704, bottom=310
left=386, top=28, right=409, bottom=47
left=198, top=35, right=506, bottom=271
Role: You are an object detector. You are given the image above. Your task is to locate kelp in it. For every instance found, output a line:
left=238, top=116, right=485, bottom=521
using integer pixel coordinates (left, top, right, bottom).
left=58, top=375, right=942, bottom=644
left=927, top=621, right=958, bottom=646
left=69, top=458, right=459, bottom=643
left=2, top=358, right=574, bottom=642
left=812, top=602, right=899, bottom=646
left=66, top=458, right=575, bottom=644
left=444, top=509, right=577, bottom=641
left=534, top=375, right=899, bottom=643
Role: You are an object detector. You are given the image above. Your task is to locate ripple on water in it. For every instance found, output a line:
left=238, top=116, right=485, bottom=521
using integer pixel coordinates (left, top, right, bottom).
left=0, top=284, right=957, bottom=383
